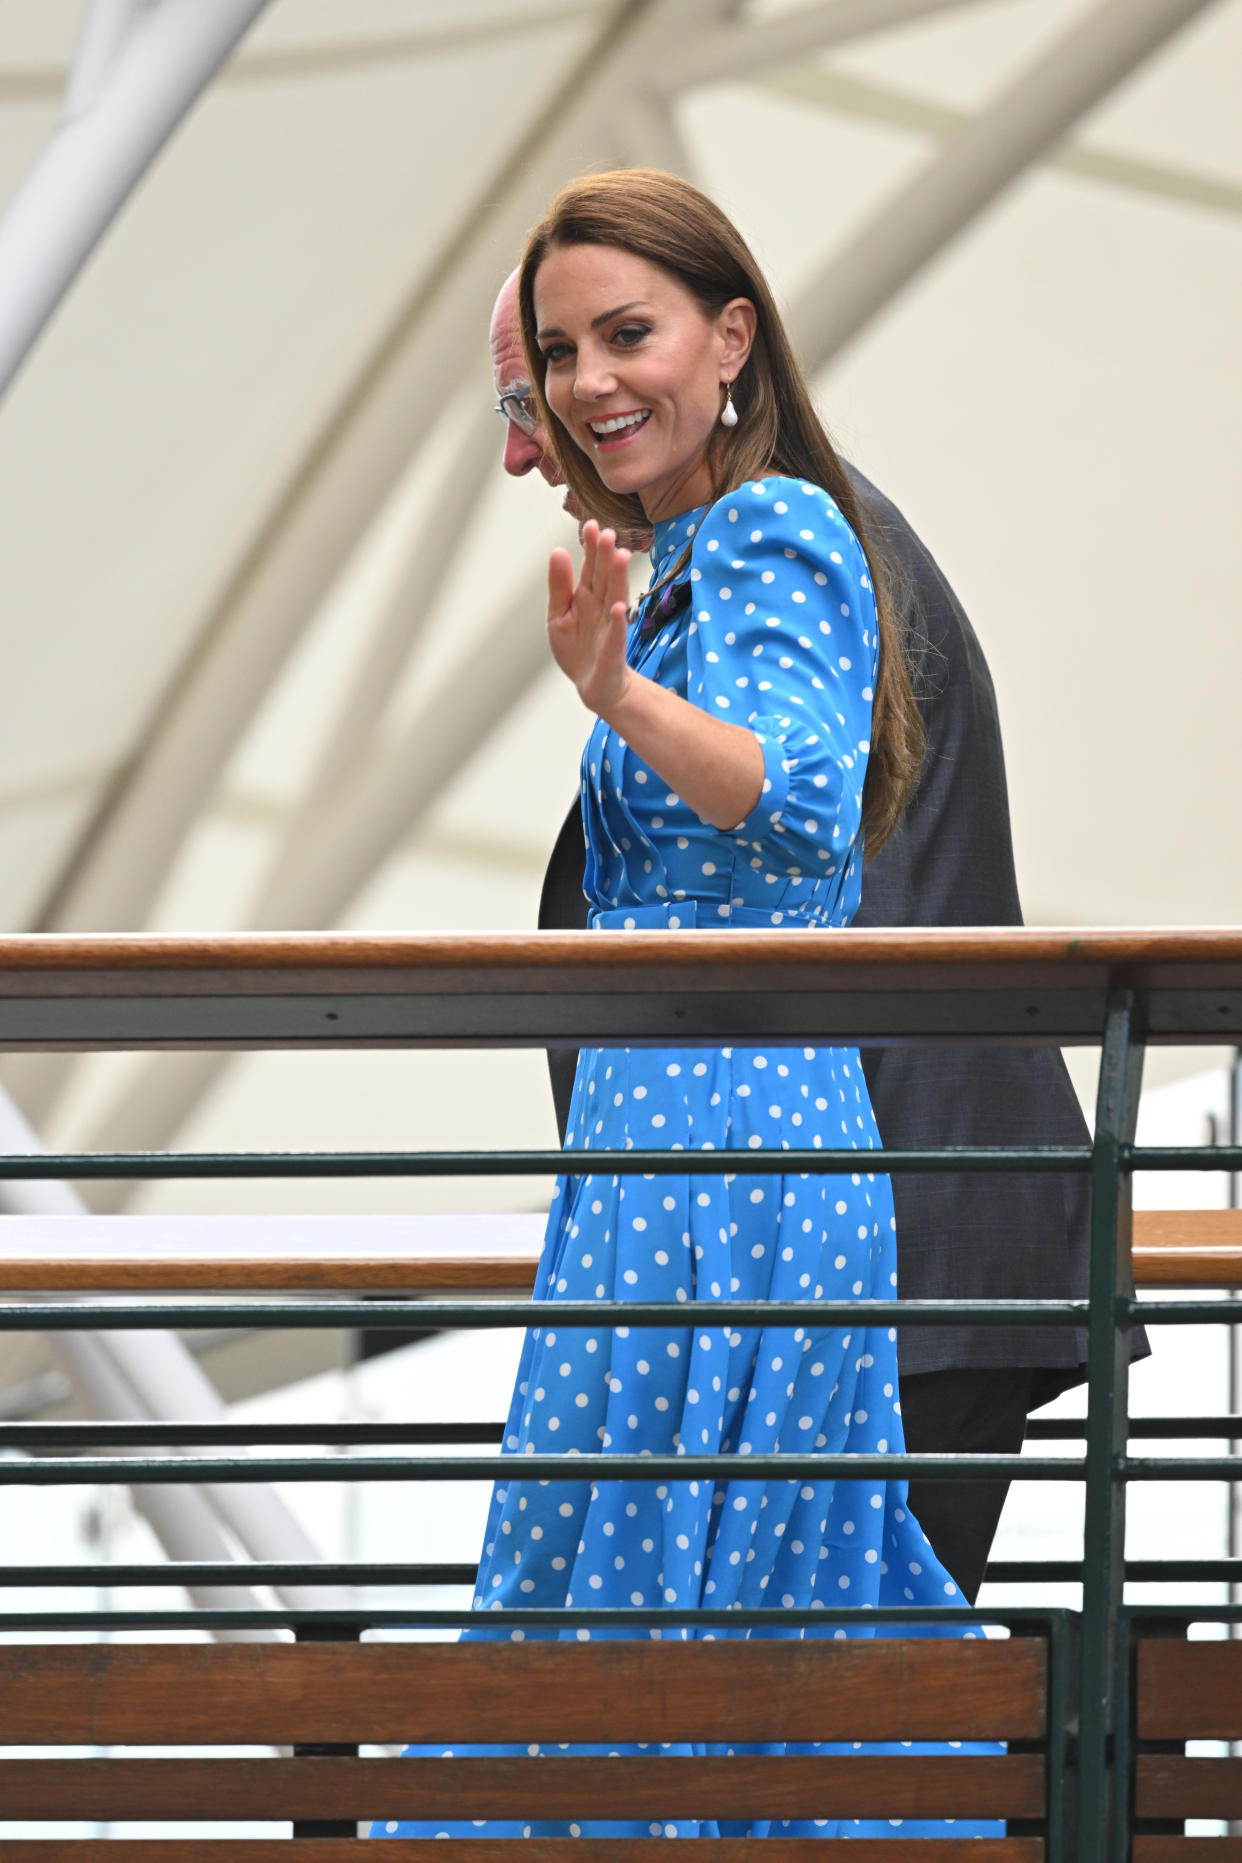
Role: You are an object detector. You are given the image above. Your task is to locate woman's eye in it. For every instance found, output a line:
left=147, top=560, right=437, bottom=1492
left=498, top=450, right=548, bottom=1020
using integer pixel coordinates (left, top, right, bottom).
left=612, top=324, right=649, bottom=348
left=541, top=343, right=572, bottom=365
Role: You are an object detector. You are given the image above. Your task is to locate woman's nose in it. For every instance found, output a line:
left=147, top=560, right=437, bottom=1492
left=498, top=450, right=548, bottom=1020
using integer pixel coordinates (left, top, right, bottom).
left=574, top=347, right=617, bottom=402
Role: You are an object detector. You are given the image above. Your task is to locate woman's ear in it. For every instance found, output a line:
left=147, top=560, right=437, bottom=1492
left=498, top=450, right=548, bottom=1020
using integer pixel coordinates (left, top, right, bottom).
left=719, top=297, right=757, bottom=377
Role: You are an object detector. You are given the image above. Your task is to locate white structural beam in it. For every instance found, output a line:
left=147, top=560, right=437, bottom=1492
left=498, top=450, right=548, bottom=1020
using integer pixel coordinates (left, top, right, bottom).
left=279, top=396, right=502, bottom=841
left=242, top=566, right=554, bottom=930
left=30, top=0, right=717, bottom=952
left=63, top=0, right=151, bottom=122
left=659, top=0, right=997, bottom=91
left=83, top=565, right=554, bottom=1175
left=0, top=0, right=272, bottom=400
left=613, top=94, right=698, bottom=178
left=754, top=61, right=1242, bottom=220
left=0, top=1088, right=343, bottom=1616
left=785, top=0, right=1223, bottom=372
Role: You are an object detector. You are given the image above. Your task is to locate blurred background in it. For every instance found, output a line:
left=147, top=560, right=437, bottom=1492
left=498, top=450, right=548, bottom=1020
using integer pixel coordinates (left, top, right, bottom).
left=0, top=1, right=1240, bottom=1832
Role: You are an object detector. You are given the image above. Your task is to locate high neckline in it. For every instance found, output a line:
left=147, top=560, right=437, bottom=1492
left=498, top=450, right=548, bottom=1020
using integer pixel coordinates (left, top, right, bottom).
left=650, top=501, right=709, bottom=582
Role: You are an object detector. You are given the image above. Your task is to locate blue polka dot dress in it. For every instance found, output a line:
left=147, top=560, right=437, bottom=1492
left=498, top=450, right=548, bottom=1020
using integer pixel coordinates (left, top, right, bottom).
left=373, top=478, right=1000, bottom=1842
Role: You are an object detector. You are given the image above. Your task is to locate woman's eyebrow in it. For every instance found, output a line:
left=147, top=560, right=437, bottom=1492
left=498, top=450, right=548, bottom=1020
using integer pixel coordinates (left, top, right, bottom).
left=536, top=301, right=651, bottom=342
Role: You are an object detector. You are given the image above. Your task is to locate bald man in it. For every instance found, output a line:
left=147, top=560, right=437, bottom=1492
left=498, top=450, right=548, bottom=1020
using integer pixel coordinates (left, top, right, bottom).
left=489, top=272, right=1124, bottom=1603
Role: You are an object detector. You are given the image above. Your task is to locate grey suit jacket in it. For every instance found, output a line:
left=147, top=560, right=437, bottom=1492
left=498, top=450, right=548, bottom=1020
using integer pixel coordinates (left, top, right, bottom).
left=538, top=465, right=1136, bottom=1400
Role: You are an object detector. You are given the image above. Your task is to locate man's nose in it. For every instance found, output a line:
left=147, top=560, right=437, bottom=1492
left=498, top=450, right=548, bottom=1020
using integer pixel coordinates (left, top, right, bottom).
left=502, top=421, right=545, bottom=477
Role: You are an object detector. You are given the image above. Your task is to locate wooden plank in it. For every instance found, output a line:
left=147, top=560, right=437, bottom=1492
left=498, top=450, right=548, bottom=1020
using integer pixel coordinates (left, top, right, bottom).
left=1135, top=1846, right=1242, bottom=1863
left=1132, top=1210, right=1242, bottom=1287
left=0, top=1251, right=540, bottom=1292
left=1137, top=1640, right=1242, bottom=1738
left=3, top=1209, right=1238, bottom=1294
left=0, top=1843, right=1046, bottom=1861
left=0, top=926, right=1239, bottom=1050
left=1136, top=1211, right=1242, bottom=1250
left=0, top=1639, right=1045, bottom=1745
left=1136, top=1757, right=1242, bottom=1819
left=0, top=1212, right=543, bottom=1294
left=0, top=1753, right=1044, bottom=1820
left=1134, top=1247, right=1242, bottom=1287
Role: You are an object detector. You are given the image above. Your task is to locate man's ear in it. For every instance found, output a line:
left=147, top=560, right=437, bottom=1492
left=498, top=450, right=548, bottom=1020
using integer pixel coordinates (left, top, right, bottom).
left=719, top=297, right=757, bottom=375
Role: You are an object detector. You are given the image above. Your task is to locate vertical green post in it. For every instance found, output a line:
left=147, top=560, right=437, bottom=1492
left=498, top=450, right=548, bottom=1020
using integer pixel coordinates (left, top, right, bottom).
left=1077, top=989, right=1144, bottom=1863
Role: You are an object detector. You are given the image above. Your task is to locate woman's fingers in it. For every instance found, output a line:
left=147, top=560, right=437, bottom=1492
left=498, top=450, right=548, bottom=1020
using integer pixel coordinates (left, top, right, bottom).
left=547, top=547, right=576, bottom=620
left=584, top=526, right=610, bottom=609
left=579, top=520, right=599, bottom=597
left=589, top=528, right=627, bottom=618
left=607, top=542, right=631, bottom=618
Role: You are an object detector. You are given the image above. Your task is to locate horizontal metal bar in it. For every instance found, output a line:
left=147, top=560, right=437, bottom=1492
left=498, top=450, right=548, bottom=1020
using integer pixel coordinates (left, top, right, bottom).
left=1, top=1555, right=1233, bottom=1592
left=0, top=1143, right=1231, bottom=1186
left=2, top=1412, right=1221, bottom=1454
left=10, top=1414, right=1214, bottom=1448
left=0, top=1603, right=1070, bottom=1633
left=1120, top=1457, right=1242, bottom=1479
left=0, top=1297, right=1090, bottom=1331
left=1121, top=1603, right=1242, bottom=1623
left=1124, top=1300, right=1242, bottom=1323
left=1027, top=1415, right=1242, bottom=1440
left=0, top=1142, right=1229, bottom=1182
left=0, top=1145, right=1093, bottom=1179
left=4, top=1557, right=1235, bottom=1591
left=0, top=1451, right=1077, bottom=1485
left=984, top=1562, right=1084, bottom=1583
left=0, top=989, right=1139, bottom=1049
left=1123, top=1559, right=1242, bottom=1579
left=985, top=1559, right=1242, bottom=1583
left=1128, top=1145, right=1242, bottom=1171
left=0, top=1563, right=481, bottom=1589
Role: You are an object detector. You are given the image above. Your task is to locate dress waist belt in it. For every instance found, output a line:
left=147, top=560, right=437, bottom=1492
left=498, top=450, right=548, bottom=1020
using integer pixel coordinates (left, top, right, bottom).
left=588, top=901, right=829, bottom=931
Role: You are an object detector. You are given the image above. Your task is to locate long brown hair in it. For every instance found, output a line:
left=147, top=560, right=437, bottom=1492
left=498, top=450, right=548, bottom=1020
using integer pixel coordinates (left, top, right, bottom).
left=518, top=168, right=923, bottom=855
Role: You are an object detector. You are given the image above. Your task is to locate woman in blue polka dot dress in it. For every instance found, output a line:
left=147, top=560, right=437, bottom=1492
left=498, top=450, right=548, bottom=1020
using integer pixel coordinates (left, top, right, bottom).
left=373, top=170, right=999, bottom=1841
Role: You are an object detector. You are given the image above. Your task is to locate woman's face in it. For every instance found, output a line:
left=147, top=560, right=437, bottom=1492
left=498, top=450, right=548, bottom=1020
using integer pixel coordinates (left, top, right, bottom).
left=532, top=243, right=753, bottom=524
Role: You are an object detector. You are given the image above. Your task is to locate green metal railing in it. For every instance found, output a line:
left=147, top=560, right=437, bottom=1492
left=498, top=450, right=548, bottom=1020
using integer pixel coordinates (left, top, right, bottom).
left=2, top=928, right=1241, bottom=1855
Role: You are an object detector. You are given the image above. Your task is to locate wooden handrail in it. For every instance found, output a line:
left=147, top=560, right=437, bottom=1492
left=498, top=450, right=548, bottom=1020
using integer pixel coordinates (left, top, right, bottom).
left=0, top=926, right=1239, bottom=1048
left=0, top=1211, right=1237, bottom=1291
left=2, top=926, right=1242, bottom=971
left=1129, top=1208, right=1242, bottom=1286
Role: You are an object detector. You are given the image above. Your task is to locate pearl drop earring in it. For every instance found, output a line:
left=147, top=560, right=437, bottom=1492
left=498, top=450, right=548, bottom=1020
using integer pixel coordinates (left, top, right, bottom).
left=720, top=382, right=738, bottom=429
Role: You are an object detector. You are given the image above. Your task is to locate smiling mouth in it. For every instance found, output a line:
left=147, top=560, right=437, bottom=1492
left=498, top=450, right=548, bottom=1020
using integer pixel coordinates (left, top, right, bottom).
left=589, top=409, right=651, bottom=447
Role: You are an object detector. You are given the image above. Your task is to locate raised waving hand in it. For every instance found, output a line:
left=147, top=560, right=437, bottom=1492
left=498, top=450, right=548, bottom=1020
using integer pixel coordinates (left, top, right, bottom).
left=546, top=521, right=632, bottom=718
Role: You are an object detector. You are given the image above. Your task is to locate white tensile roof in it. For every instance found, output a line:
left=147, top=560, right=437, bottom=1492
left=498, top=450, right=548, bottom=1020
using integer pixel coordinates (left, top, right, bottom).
left=0, top=0, right=1239, bottom=1216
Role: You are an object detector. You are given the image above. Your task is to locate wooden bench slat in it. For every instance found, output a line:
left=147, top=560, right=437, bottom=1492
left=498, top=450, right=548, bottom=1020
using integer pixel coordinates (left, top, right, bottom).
left=0, top=1753, right=1043, bottom=1821
left=1136, top=1757, right=1242, bottom=1820
left=1, top=1209, right=1238, bottom=1290
left=1133, top=1206, right=1242, bottom=1288
left=1134, top=1846, right=1242, bottom=1863
left=0, top=1253, right=540, bottom=1292
left=0, top=1640, right=1045, bottom=1746
left=1137, top=1640, right=1242, bottom=1738
left=0, top=1843, right=1046, bottom=1861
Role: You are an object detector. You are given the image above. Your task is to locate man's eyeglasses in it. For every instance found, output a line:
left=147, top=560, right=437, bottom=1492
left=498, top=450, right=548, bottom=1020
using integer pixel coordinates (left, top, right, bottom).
left=494, top=389, right=539, bottom=437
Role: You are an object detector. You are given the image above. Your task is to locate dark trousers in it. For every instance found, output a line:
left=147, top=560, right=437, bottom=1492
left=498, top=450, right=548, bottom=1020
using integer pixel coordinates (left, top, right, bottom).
left=899, top=1366, right=1033, bottom=1603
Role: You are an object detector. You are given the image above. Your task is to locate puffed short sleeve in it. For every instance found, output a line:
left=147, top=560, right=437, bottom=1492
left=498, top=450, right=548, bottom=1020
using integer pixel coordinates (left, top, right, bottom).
left=684, top=476, right=878, bottom=873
